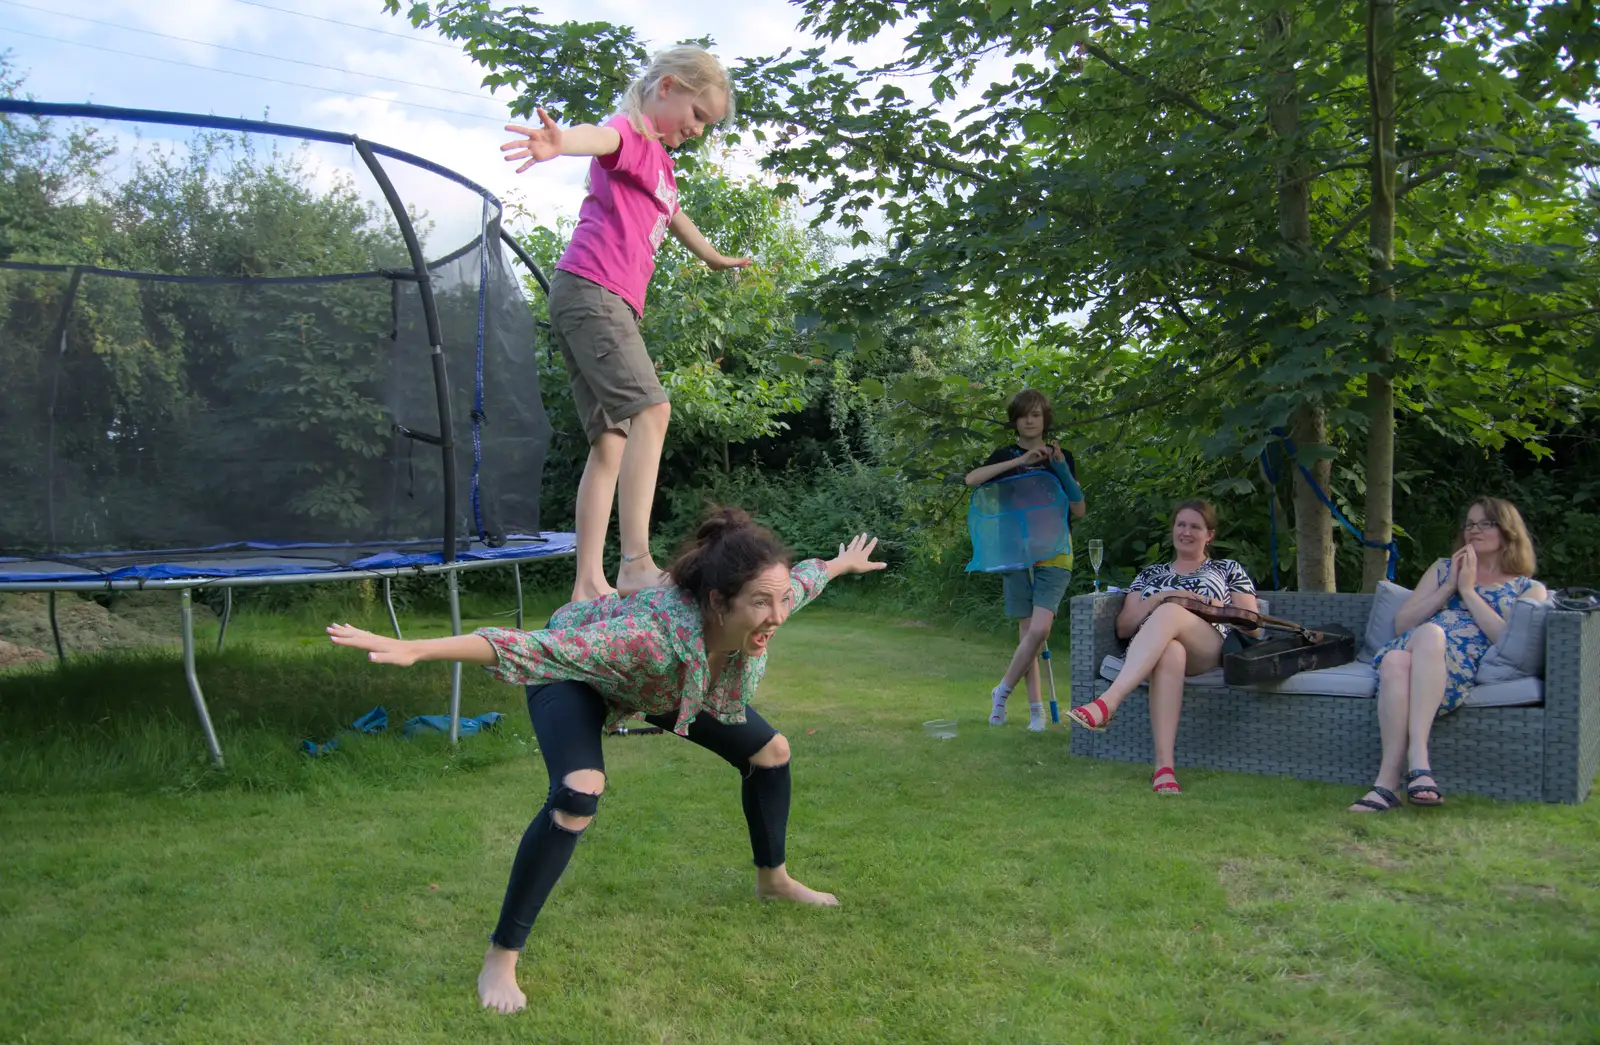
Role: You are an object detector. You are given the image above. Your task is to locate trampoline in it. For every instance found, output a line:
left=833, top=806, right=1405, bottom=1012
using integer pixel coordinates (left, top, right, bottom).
left=0, top=100, right=572, bottom=766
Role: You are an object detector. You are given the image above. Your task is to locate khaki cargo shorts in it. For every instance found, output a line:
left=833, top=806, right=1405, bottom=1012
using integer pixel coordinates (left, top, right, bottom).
left=548, top=269, right=670, bottom=442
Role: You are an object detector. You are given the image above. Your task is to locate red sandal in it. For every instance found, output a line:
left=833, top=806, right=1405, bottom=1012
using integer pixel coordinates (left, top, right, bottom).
left=1067, top=698, right=1114, bottom=731
left=1151, top=766, right=1182, bottom=795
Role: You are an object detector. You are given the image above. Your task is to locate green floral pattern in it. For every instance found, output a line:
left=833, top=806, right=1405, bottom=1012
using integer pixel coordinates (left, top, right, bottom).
left=476, top=559, right=830, bottom=734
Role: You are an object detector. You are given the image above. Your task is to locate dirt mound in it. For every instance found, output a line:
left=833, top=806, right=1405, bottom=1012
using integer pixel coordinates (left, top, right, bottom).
left=0, top=638, right=49, bottom=668
left=0, top=592, right=218, bottom=655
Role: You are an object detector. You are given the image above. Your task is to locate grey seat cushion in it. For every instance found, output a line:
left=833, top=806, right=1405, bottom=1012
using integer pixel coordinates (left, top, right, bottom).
left=1477, top=597, right=1554, bottom=683
left=1463, top=676, right=1544, bottom=708
left=1098, top=653, right=1542, bottom=706
left=1255, top=660, right=1378, bottom=698
left=1359, top=581, right=1413, bottom=663
left=1099, top=655, right=1225, bottom=689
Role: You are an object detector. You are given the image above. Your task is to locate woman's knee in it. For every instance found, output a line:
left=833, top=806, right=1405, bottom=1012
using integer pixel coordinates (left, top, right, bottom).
left=749, top=733, right=791, bottom=769
left=550, top=769, right=606, bottom=832
left=1409, top=623, right=1446, bottom=656
left=1378, top=651, right=1411, bottom=685
left=1153, top=640, right=1187, bottom=679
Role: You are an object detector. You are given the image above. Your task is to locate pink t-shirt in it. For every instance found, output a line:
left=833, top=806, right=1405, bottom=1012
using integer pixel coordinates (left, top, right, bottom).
left=555, top=114, right=678, bottom=318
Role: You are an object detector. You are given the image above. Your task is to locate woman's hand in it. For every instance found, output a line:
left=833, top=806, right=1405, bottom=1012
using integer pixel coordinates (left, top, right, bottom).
left=707, top=254, right=753, bottom=271
left=1454, top=545, right=1478, bottom=593
left=829, top=534, right=888, bottom=577
left=327, top=623, right=419, bottom=666
left=1162, top=590, right=1218, bottom=612
left=501, top=111, right=564, bottom=172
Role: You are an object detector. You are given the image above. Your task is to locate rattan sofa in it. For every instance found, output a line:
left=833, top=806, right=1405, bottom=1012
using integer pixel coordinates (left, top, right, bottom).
left=1067, top=591, right=1600, bottom=803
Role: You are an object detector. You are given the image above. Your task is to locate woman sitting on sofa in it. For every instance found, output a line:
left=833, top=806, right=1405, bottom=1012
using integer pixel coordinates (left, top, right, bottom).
left=1349, top=497, right=1546, bottom=812
left=1067, top=499, right=1259, bottom=794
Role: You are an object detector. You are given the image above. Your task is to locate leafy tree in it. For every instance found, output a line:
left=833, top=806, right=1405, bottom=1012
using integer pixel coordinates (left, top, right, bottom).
left=388, top=0, right=1600, bottom=591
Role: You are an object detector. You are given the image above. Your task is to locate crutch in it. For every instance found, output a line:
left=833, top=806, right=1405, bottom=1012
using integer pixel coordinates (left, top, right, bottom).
left=1028, top=566, right=1061, bottom=724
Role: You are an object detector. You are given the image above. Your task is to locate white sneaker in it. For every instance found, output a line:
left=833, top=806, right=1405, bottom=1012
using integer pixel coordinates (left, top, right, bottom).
left=1027, top=706, right=1047, bottom=732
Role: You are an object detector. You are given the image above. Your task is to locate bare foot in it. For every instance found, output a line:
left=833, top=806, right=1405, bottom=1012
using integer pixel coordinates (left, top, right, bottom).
left=477, top=945, right=526, bottom=1014
left=570, top=579, right=618, bottom=604
left=755, top=866, right=839, bottom=906
left=615, top=555, right=668, bottom=596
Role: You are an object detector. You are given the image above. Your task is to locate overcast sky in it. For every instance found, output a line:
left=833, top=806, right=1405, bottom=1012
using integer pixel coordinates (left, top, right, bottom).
left=0, top=0, right=907, bottom=248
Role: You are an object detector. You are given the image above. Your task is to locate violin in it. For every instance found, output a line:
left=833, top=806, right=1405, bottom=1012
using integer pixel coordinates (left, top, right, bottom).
left=1162, top=593, right=1331, bottom=644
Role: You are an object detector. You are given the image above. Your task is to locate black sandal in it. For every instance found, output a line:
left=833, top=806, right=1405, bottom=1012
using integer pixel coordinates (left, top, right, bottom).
left=1406, top=769, right=1444, bottom=807
left=1349, top=785, right=1402, bottom=813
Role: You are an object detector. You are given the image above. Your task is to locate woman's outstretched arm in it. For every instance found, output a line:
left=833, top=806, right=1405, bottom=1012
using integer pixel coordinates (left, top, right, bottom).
left=326, top=625, right=496, bottom=667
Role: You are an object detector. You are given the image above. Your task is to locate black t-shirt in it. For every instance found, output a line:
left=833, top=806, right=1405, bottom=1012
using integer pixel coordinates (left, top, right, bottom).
left=982, top=443, right=1078, bottom=489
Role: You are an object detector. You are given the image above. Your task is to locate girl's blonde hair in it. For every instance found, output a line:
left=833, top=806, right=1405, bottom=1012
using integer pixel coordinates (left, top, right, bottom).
left=621, top=45, right=734, bottom=139
left=1456, top=496, right=1537, bottom=577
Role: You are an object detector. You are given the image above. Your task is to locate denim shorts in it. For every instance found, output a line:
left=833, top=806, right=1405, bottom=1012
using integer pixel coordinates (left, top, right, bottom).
left=1002, top=565, right=1072, bottom=619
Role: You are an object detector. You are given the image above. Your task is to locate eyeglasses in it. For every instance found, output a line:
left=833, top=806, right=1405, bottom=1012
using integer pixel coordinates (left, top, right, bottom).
left=1461, top=519, right=1500, bottom=533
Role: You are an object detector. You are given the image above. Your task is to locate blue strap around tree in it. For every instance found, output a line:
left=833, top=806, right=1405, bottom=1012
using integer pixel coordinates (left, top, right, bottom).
left=1259, top=427, right=1398, bottom=584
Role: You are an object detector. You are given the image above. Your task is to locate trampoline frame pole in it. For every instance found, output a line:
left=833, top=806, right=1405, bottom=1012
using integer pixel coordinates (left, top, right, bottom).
left=447, top=570, right=463, bottom=745
left=181, top=588, right=225, bottom=768
left=383, top=577, right=402, bottom=639
left=355, top=137, right=461, bottom=744
left=513, top=563, right=525, bottom=630
left=216, top=586, right=234, bottom=653
left=47, top=592, right=66, bottom=666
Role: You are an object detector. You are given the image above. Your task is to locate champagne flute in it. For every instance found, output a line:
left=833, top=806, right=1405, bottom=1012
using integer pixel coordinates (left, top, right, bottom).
left=1087, top=539, right=1104, bottom=593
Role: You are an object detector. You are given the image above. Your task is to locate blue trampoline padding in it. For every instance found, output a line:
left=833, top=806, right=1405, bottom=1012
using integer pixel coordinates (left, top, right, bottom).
left=302, top=705, right=389, bottom=756
left=303, top=708, right=502, bottom=754
left=351, top=533, right=576, bottom=571
left=403, top=712, right=502, bottom=737
left=0, top=533, right=576, bottom=583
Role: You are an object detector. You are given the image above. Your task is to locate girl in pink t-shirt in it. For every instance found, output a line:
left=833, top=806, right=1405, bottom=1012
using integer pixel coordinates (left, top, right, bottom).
left=502, top=46, right=751, bottom=602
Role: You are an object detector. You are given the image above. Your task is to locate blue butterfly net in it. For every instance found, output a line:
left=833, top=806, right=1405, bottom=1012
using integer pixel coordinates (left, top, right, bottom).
left=966, top=471, right=1072, bottom=573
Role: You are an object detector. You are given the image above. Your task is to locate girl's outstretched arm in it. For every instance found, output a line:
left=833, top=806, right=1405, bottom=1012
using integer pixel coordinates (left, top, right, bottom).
left=501, top=109, right=621, bottom=172
left=326, top=624, right=497, bottom=667
left=667, top=209, right=751, bottom=270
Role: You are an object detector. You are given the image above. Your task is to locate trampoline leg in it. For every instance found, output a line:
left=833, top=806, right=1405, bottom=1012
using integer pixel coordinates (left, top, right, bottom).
left=181, top=588, right=225, bottom=769
left=447, top=571, right=462, bottom=745
left=48, top=592, right=66, bottom=666
left=513, top=563, right=524, bottom=630
left=216, top=587, right=234, bottom=653
left=383, top=577, right=402, bottom=639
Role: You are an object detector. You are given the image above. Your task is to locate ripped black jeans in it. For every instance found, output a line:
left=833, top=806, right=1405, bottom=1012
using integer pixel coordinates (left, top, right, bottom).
left=489, top=680, right=793, bottom=951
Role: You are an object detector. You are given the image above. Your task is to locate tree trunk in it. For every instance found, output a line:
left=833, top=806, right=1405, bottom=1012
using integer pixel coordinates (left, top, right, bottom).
left=1361, top=0, right=1398, bottom=592
left=1289, top=402, right=1336, bottom=591
left=1265, top=7, right=1335, bottom=591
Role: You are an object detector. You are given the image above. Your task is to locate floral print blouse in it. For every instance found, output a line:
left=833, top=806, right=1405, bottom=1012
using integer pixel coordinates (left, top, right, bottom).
left=475, top=559, right=831, bottom=735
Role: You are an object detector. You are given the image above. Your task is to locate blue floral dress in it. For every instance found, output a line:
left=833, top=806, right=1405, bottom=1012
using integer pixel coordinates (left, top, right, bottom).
left=1372, top=558, right=1534, bottom=716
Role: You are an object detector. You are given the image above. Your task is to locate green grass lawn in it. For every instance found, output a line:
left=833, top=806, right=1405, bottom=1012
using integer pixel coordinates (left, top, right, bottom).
left=1, top=598, right=1597, bottom=1044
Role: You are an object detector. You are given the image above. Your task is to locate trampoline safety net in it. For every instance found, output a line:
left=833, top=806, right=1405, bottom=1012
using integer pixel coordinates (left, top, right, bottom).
left=0, top=102, right=552, bottom=569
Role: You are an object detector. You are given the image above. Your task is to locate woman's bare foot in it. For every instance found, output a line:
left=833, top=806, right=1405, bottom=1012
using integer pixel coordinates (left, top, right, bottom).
left=570, top=579, right=618, bottom=604
left=615, top=555, right=668, bottom=596
left=477, top=945, right=526, bottom=1014
left=755, top=865, right=839, bottom=906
